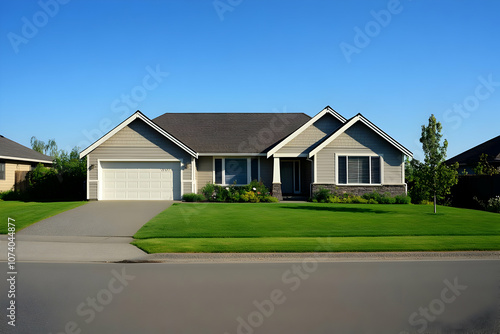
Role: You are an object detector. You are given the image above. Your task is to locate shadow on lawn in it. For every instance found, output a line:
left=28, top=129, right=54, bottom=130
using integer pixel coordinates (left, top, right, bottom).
left=280, top=205, right=391, bottom=214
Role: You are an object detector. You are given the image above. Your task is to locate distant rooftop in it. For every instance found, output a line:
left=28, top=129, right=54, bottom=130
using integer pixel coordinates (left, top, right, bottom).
left=0, top=135, right=53, bottom=163
left=447, top=134, right=500, bottom=165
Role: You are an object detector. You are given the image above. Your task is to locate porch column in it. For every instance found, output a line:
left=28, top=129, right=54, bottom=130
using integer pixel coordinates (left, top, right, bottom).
left=272, top=156, right=283, bottom=201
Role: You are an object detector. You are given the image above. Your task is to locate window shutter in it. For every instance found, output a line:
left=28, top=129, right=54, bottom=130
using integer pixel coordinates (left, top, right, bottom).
left=214, top=159, right=222, bottom=184
left=371, top=157, right=381, bottom=184
left=338, top=156, right=347, bottom=184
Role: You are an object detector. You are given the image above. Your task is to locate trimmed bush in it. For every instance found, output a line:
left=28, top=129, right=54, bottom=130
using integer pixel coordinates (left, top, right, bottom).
left=199, top=180, right=274, bottom=203
left=313, top=187, right=331, bottom=203
left=312, top=189, right=410, bottom=204
left=394, top=194, right=411, bottom=204
left=182, top=193, right=206, bottom=202
left=0, top=190, right=25, bottom=201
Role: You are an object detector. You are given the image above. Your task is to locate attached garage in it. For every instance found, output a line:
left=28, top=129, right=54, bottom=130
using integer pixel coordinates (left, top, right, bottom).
left=99, top=161, right=181, bottom=200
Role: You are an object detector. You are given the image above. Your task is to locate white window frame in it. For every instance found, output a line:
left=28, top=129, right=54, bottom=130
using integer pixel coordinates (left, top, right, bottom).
left=335, top=154, right=384, bottom=186
left=213, top=157, right=259, bottom=186
left=0, top=162, right=5, bottom=180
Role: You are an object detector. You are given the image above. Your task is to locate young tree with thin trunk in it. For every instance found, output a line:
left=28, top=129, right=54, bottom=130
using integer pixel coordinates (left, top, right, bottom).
left=413, top=115, right=458, bottom=213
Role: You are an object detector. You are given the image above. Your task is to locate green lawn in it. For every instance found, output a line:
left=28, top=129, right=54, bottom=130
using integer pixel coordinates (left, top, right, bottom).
left=0, top=201, right=87, bottom=233
left=132, top=203, right=500, bottom=253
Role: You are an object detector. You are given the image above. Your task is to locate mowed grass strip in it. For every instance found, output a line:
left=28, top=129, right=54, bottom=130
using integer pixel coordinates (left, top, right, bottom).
left=132, top=236, right=500, bottom=253
left=133, top=203, right=500, bottom=239
left=0, top=201, right=87, bottom=233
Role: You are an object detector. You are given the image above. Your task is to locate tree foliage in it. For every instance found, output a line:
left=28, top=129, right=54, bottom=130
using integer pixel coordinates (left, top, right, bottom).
left=473, top=153, right=499, bottom=176
left=30, top=136, right=58, bottom=157
left=25, top=138, right=87, bottom=201
left=407, top=115, right=458, bottom=212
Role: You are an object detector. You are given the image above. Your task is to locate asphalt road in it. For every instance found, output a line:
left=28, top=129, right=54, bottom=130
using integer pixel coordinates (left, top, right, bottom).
left=0, top=260, right=499, bottom=334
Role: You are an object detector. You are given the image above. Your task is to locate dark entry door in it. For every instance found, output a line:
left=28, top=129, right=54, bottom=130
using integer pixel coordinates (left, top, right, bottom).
left=281, top=161, right=300, bottom=194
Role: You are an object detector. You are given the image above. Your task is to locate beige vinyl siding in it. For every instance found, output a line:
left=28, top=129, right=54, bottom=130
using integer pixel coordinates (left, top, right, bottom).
left=87, top=119, right=192, bottom=200
left=196, top=156, right=213, bottom=192
left=88, top=181, right=97, bottom=199
left=276, top=114, right=342, bottom=156
left=259, top=156, right=273, bottom=188
left=0, top=161, right=32, bottom=192
left=383, top=152, right=403, bottom=184
left=316, top=149, right=335, bottom=184
left=183, top=158, right=193, bottom=193
left=316, top=122, right=404, bottom=184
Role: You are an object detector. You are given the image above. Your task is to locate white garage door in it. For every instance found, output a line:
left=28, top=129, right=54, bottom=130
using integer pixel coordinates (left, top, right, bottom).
left=101, top=162, right=181, bottom=200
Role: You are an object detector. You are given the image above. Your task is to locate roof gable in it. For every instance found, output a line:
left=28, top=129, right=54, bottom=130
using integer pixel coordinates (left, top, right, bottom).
left=266, top=106, right=346, bottom=158
left=308, top=114, right=413, bottom=158
left=0, top=135, right=53, bottom=163
left=79, top=111, right=198, bottom=158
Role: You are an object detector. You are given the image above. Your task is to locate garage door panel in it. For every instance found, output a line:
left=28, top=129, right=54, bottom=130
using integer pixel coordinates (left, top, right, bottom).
left=101, top=162, right=180, bottom=200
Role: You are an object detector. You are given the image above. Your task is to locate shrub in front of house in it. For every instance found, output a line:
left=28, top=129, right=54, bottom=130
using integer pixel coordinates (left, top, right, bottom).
left=182, top=193, right=206, bottom=202
left=475, top=196, right=500, bottom=213
left=311, top=188, right=411, bottom=204
left=487, top=196, right=500, bottom=213
left=196, top=180, right=275, bottom=203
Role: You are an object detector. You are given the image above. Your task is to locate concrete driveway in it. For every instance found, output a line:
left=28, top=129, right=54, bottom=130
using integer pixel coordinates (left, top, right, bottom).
left=20, top=201, right=172, bottom=237
left=1, top=201, right=173, bottom=262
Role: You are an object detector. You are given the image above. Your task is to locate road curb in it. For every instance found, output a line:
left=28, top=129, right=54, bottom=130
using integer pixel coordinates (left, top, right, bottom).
left=123, top=251, right=500, bottom=263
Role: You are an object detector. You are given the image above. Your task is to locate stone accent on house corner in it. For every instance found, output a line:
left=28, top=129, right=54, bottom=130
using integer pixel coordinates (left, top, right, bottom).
left=272, top=183, right=283, bottom=201
left=311, top=184, right=407, bottom=197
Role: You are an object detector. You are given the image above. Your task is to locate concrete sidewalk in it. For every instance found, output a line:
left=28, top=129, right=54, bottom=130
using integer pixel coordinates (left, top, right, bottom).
left=0, top=235, right=145, bottom=262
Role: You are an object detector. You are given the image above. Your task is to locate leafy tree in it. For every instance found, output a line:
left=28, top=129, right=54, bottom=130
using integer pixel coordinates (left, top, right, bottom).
left=473, top=153, right=499, bottom=176
left=30, top=136, right=58, bottom=157
left=27, top=138, right=86, bottom=200
left=406, top=158, right=429, bottom=204
left=411, top=115, right=458, bottom=213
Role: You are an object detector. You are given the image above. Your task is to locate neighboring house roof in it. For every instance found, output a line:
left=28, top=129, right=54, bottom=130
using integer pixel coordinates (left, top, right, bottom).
left=308, top=113, right=413, bottom=158
left=446, top=134, right=500, bottom=165
left=80, top=111, right=199, bottom=159
left=0, top=135, right=53, bottom=164
left=153, top=112, right=310, bottom=154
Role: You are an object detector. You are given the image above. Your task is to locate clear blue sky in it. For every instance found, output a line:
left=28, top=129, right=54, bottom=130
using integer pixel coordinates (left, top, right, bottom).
left=1, top=0, right=499, bottom=160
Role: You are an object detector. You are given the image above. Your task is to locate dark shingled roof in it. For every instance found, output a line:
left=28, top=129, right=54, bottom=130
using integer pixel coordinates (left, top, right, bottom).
left=153, top=113, right=311, bottom=153
left=0, top=135, right=53, bottom=163
left=446, top=135, right=500, bottom=165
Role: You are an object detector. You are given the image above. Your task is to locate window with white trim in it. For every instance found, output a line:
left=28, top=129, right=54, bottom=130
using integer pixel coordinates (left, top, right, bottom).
left=214, top=158, right=258, bottom=185
left=0, top=162, right=5, bottom=180
left=338, top=156, right=381, bottom=184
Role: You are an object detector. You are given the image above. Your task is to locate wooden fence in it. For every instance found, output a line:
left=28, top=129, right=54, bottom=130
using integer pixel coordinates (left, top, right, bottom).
left=14, top=171, right=29, bottom=192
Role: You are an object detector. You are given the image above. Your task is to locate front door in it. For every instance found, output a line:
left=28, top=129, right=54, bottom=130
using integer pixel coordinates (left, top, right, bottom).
left=280, top=161, right=300, bottom=195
